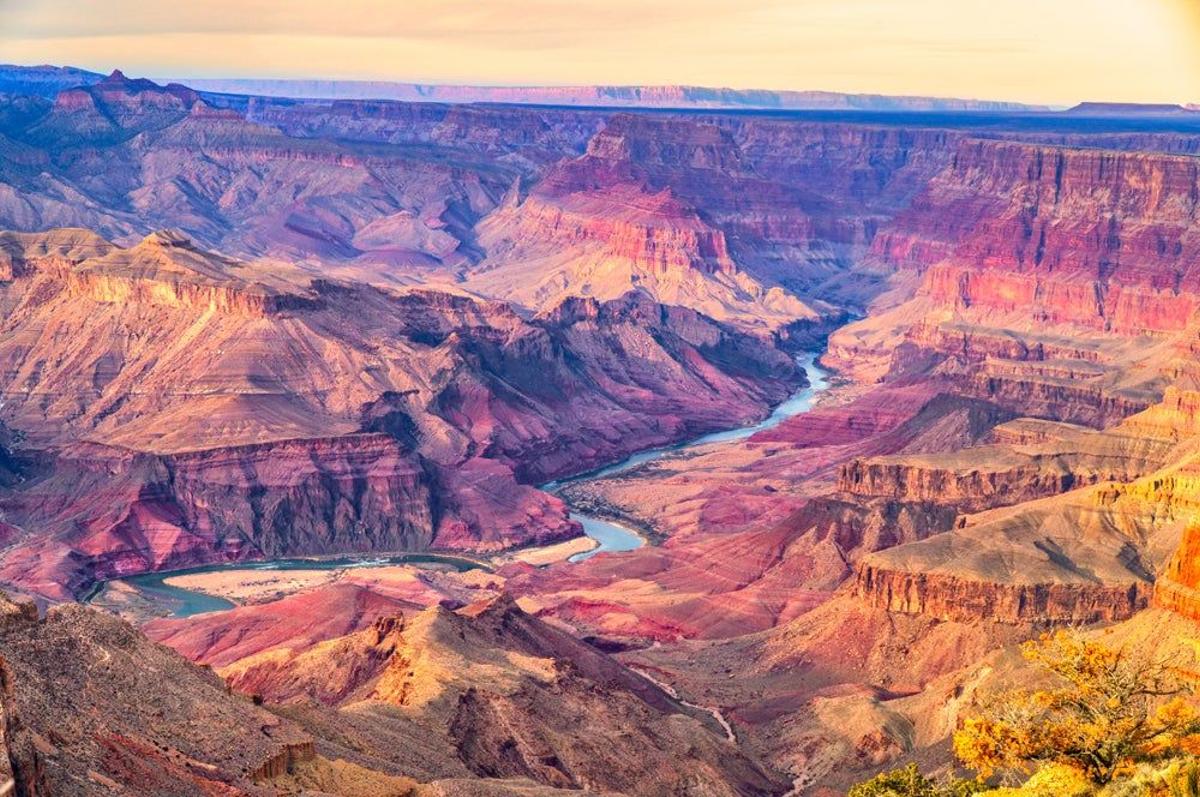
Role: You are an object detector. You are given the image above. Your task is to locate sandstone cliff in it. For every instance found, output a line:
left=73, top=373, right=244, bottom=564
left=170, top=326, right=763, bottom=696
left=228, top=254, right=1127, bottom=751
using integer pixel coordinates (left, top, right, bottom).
left=874, top=138, right=1200, bottom=333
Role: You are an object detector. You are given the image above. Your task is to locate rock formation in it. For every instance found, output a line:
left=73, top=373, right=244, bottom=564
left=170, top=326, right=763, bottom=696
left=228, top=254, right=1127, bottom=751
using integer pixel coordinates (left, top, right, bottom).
left=0, top=230, right=800, bottom=600
left=149, top=589, right=786, bottom=796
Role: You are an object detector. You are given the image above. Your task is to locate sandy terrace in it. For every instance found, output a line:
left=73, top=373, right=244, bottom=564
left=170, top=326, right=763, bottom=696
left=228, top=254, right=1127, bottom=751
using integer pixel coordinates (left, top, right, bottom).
left=495, top=536, right=599, bottom=567
left=161, top=563, right=507, bottom=606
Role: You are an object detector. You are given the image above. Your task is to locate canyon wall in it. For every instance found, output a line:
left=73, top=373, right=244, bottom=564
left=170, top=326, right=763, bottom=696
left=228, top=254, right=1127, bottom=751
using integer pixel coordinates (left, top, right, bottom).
left=874, top=138, right=1200, bottom=333
left=854, top=563, right=1151, bottom=624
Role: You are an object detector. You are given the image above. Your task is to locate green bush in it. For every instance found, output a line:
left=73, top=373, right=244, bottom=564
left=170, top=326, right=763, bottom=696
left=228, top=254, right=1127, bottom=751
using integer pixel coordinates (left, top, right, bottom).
left=849, top=764, right=985, bottom=797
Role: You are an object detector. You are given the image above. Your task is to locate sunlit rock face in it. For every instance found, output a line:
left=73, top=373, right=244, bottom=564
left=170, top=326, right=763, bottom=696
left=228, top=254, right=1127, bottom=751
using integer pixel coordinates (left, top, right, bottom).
left=146, top=590, right=787, bottom=796
left=873, top=139, right=1200, bottom=333
left=0, top=229, right=800, bottom=601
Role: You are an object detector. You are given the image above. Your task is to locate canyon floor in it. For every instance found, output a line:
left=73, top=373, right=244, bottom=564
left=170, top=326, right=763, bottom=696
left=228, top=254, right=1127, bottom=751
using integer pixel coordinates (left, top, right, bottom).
left=1, top=65, right=1200, bottom=796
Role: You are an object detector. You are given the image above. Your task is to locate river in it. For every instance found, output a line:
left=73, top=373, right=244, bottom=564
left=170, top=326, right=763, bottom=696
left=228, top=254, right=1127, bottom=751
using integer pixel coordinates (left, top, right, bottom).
left=94, top=351, right=828, bottom=615
left=552, top=351, right=829, bottom=561
left=94, top=553, right=484, bottom=618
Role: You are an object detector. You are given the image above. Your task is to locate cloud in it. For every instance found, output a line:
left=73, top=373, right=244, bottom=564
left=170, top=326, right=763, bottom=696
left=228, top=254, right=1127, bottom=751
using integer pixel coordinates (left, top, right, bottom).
left=0, top=0, right=760, bottom=45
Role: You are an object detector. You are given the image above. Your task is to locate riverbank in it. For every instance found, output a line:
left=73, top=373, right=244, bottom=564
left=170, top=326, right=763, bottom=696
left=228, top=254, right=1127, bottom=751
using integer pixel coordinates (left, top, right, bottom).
left=88, top=551, right=494, bottom=620
left=545, top=350, right=831, bottom=557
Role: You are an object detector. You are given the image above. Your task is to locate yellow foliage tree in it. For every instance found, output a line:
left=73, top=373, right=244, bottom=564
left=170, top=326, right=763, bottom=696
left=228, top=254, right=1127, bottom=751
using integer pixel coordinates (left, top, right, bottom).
left=953, top=631, right=1200, bottom=785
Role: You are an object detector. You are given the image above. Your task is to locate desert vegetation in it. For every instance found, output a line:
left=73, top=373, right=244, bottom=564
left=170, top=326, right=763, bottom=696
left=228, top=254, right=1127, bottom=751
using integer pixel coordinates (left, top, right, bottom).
left=851, top=632, right=1200, bottom=796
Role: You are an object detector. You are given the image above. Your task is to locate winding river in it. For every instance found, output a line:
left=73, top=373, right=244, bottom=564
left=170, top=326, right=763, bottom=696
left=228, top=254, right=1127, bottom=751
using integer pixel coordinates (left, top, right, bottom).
left=552, top=351, right=829, bottom=561
left=97, top=553, right=485, bottom=618
left=95, top=351, right=828, bottom=615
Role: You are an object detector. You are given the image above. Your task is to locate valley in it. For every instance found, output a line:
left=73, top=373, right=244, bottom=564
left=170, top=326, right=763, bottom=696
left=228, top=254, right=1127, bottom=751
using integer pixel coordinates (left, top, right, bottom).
left=93, top=351, right=829, bottom=616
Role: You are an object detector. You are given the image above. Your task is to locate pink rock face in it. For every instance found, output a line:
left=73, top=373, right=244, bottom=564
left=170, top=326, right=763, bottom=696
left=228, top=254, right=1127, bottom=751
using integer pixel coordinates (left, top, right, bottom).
left=529, top=115, right=963, bottom=295
left=144, top=584, right=413, bottom=667
left=489, top=177, right=736, bottom=276
left=0, top=435, right=439, bottom=600
left=873, top=138, right=1200, bottom=333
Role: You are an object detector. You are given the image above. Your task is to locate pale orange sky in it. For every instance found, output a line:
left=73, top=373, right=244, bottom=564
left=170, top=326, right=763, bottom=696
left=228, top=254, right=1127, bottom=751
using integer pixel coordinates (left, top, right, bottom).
left=0, top=0, right=1197, bottom=105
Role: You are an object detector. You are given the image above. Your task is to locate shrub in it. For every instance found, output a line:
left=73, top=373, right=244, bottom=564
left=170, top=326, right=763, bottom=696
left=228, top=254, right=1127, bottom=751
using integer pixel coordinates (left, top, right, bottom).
left=953, top=631, right=1200, bottom=785
left=848, top=763, right=984, bottom=797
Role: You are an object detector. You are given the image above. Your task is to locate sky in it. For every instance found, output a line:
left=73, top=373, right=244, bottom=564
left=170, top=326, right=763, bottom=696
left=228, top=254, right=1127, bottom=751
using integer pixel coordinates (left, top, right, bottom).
left=0, top=0, right=1197, bottom=106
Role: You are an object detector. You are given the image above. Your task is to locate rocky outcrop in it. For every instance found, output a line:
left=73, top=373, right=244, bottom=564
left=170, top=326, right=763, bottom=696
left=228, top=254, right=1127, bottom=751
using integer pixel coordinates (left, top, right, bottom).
left=955, top=368, right=1153, bottom=428
left=838, top=457, right=1089, bottom=507
left=1154, top=523, right=1200, bottom=621
left=0, top=591, right=322, bottom=795
left=0, top=434, right=440, bottom=599
left=163, top=591, right=787, bottom=796
left=485, top=184, right=737, bottom=273
left=846, top=463, right=1199, bottom=627
left=854, top=563, right=1150, bottom=624
left=0, top=658, right=48, bottom=797
left=165, top=435, right=435, bottom=559
left=834, top=319, right=1159, bottom=428
left=1121, top=387, right=1200, bottom=440
left=903, top=321, right=1107, bottom=364
left=0, top=597, right=48, bottom=797
left=842, top=392, right=1200, bottom=626
left=919, top=262, right=1200, bottom=334
left=779, top=495, right=962, bottom=566
left=144, top=584, right=414, bottom=668
left=29, top=70, right=207, bottom=146
left=5, top=228, right=322, bottom=315
left=838, top=389, right=1186, bottom=520
left=248, top=741, right=317, bottom=782
left=52, top=262, right=319, bottom=317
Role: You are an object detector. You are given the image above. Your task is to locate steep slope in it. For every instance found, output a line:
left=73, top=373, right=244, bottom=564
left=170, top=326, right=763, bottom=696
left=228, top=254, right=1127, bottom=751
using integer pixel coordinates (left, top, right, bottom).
left=149, top=590, right=787, bottom=796
left=0, top=72, right=598, bottom=268
left=468, top=114, right=964, bottom=314
left=467, top=119, right=824, bottom=330
left=872, top=139, right=1200, bottom=334
left=0, top=590, right=319, bottom=795
left=28, top=70, right=206, bottom=144
left=0, top=230, right=800, bottom=600
left=4, top=586, right=781, bottom=796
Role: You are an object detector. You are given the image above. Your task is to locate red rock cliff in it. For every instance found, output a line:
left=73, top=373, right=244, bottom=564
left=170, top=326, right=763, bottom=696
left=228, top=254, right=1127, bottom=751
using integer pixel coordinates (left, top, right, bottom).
left=875, top=139, right=1200, bottom=333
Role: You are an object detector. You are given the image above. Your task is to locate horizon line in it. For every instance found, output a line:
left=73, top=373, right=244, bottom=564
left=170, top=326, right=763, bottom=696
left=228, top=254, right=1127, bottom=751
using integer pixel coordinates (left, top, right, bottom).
left=9, top=63, right=1200, bottom=111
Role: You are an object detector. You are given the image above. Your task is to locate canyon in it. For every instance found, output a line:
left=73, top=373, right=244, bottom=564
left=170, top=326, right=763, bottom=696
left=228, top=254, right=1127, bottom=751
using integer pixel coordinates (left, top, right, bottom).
left=0, top=65, right=1199, bottom=795
left=0, top=226, right=800, bottom=602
